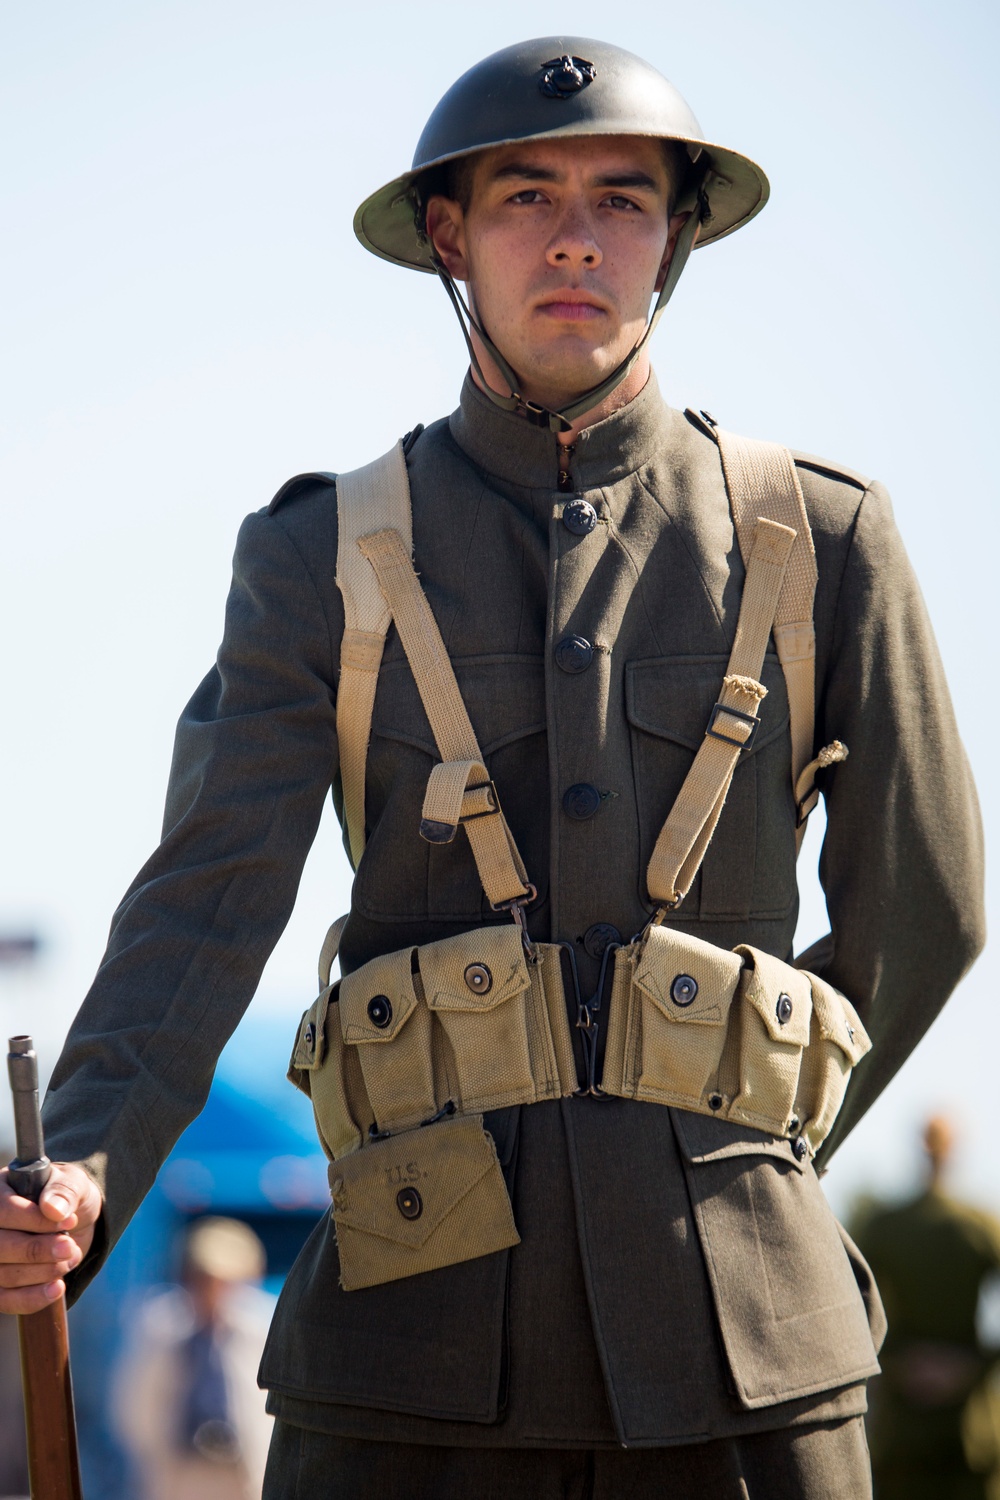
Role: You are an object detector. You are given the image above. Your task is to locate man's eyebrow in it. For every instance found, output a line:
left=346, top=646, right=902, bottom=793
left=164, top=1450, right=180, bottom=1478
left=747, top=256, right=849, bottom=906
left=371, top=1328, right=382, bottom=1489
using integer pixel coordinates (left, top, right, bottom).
left=593, top=171, right=661, bottom=191
left=488, top=162, right=562, bottom=183
left=487, top=163, right=663, bottom=192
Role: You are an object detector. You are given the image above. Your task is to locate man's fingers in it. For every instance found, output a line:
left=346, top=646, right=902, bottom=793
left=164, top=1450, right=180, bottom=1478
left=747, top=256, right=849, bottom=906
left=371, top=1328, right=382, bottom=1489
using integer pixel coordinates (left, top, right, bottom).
left=0, top=1280, right=66, bottom=1316
left=0, top=1228, right=78, bottom=1266
left=0, top=1167, right=101, bottom=1303
left=38, top=1167, right=101, bottom=1229
left=0, top=1253, right=79, bottom=1289
left=0, top=1163, right=101, bottom=1233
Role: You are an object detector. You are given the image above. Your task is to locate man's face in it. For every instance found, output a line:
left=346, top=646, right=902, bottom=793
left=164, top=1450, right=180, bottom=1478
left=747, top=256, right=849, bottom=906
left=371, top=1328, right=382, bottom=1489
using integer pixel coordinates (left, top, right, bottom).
left=426, top=135, right=687, bottom=410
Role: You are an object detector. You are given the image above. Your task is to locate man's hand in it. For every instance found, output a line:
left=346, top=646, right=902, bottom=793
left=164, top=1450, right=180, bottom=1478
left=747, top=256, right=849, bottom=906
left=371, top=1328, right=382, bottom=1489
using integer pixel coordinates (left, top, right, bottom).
left=0, top=1163, right=102, bottom=1314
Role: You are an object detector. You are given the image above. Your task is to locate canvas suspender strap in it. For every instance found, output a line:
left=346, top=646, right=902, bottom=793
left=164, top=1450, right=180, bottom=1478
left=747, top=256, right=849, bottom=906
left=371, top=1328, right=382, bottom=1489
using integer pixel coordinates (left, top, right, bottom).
left=358, top=528, right=534, bottom=911
left=712, top=426, right=819, bottom=852
left=335, top=443, right=414, bottom=869
left=645, top=517, right=796, bottom=912
left=318, top=912, right=349, bottom=989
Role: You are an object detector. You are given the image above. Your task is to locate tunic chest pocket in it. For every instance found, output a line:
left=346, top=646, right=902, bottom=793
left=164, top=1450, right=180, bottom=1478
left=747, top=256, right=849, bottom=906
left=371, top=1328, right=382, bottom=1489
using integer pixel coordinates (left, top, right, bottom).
left=355, top=654, right=548, bottom=924
left=625, top=653, right=794, bottom=921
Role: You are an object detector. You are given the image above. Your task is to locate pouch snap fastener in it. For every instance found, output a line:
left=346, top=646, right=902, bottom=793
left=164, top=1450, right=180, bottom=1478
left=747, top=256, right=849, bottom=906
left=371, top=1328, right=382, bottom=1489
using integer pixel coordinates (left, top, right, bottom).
left=671, top=974, right=698, bottom=1006
left=464, top=963, right=493, bottom=995
left=367, top=995, right=393, bottom=1028
left=776, top=993, right=794, bottom=1025
left=708, top=1092, right=724, bottom=1111
left=396, top=1187, right=423, bottom=1220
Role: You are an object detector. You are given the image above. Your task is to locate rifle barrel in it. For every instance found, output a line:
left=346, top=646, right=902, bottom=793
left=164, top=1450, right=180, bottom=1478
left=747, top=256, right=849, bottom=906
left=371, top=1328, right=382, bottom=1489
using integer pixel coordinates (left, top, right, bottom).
left=7, top=1036, right=51, bottom=1198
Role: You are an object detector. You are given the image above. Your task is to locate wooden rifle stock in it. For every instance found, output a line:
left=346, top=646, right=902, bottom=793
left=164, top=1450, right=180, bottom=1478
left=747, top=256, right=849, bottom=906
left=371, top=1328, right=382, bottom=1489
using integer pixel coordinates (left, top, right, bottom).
left=7, top=1036, right=82, bottom=1500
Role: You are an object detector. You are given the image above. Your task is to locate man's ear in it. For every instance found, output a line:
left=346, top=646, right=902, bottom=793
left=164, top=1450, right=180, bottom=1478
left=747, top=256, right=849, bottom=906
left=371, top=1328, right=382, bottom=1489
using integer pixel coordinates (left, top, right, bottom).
left=425, top=196, right=469, bottom=281
left=655, top=210, right=695, bottom=292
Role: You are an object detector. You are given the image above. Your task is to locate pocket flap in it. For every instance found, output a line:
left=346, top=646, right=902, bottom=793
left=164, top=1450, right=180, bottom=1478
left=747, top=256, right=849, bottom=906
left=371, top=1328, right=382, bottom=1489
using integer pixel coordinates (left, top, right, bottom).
left=329, top=1114, right=502, bottom=1250
left=340, top=947, right=418, bottom=1044
left=671, top=1107, right=806, bottom=1173
left=625, top=653, right=790, bottom=756
left=420, top=925, right=531, bottom=1014
left=633, top=924, right=744, bottom=1026
left=287, top=983, right=337, bottom=1087
left=736, top=946, right=813, bottom=1048
left=804, top=972, right=872, bottom=1066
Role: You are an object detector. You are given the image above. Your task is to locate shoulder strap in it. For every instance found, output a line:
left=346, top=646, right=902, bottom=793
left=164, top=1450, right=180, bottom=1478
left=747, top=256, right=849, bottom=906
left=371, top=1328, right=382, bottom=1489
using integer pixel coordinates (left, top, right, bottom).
left=335, top=443, right=413, bottom=868
left=688, top=412, right=820, bottom=852
left=333, top=446, right=532, bottom=910
left=359, top=529, right=533, bottom=911
left=646, top=517, right=796, bottom=910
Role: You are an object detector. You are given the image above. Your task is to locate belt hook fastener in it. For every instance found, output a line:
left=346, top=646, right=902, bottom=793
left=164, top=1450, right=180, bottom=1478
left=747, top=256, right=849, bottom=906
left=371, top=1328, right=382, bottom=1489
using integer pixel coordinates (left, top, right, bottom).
left=491, top=885, right=539, bottom=960
left=573, top=939, right=621, bottom=1100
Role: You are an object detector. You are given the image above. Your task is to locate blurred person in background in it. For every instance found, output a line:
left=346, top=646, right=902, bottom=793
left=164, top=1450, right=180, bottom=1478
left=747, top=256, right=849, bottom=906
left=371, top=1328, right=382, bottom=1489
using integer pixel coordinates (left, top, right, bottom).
left=855, top=1116, right=1000, bottom=1500
left=113, top=1216, right=274, bottom=1500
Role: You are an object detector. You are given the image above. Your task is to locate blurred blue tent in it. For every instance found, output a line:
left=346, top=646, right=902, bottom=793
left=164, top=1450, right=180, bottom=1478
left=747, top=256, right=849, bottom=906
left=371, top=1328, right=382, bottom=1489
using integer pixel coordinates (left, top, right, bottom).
left=67, top=1010, right=327, bottom=1500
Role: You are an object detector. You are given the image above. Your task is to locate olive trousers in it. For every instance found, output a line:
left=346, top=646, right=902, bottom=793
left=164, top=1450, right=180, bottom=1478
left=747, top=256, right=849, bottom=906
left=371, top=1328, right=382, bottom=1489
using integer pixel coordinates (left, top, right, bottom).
left=263, top=1416, right=872, bottom=1499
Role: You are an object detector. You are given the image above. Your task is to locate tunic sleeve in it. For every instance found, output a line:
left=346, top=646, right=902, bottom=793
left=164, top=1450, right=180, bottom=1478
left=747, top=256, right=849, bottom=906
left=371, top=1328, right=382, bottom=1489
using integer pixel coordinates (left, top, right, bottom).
left=805, top=481, right=985, bottom=1160
left=42, top=506, right=340, bottom=1292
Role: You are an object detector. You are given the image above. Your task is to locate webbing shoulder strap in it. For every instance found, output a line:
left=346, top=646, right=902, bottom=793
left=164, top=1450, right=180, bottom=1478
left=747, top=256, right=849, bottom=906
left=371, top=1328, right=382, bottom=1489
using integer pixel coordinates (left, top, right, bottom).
left=688, top=413, right=821, bottom=853
left=335, top=443, right=413, bottom=868
left=715, top=426, right=817, bottom=806
left=645, top=518, right=795, bottom=909
left=359, top=529, right=533, bottom=910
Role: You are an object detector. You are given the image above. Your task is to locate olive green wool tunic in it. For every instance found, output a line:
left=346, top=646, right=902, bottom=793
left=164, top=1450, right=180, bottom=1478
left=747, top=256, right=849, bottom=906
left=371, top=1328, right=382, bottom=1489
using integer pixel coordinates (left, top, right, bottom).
left=43, top=372, right=984, bottom=1447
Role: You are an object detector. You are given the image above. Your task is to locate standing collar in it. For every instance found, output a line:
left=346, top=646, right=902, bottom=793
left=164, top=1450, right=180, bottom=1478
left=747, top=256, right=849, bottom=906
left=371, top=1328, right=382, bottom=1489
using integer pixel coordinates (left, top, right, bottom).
left=448, top=368, right=676, bottom=491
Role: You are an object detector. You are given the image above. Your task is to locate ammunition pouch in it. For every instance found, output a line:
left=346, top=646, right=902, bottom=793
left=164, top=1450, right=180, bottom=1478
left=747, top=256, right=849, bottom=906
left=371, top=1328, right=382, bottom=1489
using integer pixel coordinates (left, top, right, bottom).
left=289, top=922, right=870, bottom=1288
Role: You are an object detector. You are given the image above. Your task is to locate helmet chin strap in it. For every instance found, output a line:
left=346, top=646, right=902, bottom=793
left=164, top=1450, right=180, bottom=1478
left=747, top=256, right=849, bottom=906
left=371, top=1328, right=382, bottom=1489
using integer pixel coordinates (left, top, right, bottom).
left=433, top=181, right=708, bottom=436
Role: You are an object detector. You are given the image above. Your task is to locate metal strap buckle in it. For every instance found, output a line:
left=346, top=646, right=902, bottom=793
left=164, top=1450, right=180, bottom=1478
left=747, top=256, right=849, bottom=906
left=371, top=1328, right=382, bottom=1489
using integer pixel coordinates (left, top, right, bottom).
left=459, top=780, right=499, bottom=823
left=706, top=701, right=759, bottom=753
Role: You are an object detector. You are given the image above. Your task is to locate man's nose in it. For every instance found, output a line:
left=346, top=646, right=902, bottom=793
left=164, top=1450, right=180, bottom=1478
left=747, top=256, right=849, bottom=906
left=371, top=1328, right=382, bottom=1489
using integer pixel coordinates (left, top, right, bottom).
left=546, top=206, right=602, bottom=270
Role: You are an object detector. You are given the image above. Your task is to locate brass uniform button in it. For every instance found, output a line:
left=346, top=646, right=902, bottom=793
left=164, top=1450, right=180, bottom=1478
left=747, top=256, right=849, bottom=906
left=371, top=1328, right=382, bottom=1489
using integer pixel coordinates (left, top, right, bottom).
left=562, top=499, right=597, bottom=535
left=562, top=783, right=602, bottom=821
left=582, top=922, right=622, bottom=959
left=555, top=635, right=594, bottom=674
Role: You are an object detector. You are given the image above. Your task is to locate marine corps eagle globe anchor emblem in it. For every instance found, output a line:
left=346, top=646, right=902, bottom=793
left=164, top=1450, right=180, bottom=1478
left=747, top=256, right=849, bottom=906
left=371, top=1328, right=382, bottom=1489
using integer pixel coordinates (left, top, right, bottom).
left=539, top=55, right=597, bottom=97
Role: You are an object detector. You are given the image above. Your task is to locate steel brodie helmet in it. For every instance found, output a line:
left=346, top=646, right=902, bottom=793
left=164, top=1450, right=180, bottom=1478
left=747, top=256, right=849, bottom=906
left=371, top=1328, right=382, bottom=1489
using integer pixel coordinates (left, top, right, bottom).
left=354, top=37, right=770, bottom=432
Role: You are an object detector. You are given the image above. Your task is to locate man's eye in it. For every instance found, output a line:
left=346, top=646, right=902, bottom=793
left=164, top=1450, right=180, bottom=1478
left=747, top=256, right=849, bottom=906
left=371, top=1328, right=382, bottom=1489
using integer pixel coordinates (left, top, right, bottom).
left=603, top=195, right=640, bottom=211
left=509, top=189, right=547, bottom=205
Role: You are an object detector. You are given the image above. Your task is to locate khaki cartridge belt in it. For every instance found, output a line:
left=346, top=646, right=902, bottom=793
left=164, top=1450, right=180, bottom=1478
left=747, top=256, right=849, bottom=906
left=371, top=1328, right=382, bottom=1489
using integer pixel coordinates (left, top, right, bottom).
left=289, top=920, right=869, bottom=1291
left=291, top=920, right=870, bottom=1158
left=288, top=426, right=866, bottom=1291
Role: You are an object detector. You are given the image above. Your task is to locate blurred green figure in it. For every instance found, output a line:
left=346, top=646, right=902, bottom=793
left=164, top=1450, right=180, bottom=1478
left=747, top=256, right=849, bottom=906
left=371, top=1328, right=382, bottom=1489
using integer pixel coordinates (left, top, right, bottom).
left=856, top=1117, right=1000, bottom=1500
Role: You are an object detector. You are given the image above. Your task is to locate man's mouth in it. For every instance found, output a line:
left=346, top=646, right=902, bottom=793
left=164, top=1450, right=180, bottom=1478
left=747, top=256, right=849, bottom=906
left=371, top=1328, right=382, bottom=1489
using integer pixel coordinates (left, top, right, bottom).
left=535, top=291, right=608, bottom=322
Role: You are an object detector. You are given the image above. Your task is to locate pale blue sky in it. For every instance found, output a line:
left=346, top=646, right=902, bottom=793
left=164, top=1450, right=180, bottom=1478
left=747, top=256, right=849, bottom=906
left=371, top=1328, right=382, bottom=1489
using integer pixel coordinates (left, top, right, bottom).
left=1, top=0, right=997, bottom=1217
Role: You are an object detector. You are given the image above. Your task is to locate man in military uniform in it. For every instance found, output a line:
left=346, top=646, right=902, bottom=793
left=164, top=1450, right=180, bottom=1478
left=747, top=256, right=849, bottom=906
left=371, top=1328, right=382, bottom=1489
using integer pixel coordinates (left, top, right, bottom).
left=856, top=1117, right=1000, bottom=1500
left=0, top=37, right=984, bottom=1500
